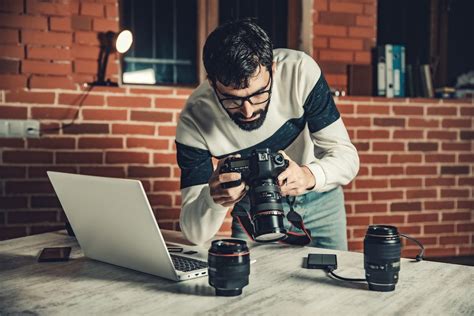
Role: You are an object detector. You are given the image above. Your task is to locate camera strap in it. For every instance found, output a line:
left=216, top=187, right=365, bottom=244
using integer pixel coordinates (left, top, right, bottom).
left=231, top=197, right=312, bottom=246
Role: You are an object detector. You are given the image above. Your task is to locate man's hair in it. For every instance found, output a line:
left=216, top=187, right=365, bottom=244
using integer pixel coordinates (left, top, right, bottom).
left=203, top=19, right=273, bottom=89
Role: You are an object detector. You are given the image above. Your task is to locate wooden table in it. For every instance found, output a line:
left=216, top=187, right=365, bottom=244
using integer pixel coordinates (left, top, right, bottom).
left=1, top=231, right=473, bottom=315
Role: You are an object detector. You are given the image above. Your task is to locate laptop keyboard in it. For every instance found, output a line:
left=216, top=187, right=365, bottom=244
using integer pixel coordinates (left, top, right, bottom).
left=170, top=254, right=208, bottom=272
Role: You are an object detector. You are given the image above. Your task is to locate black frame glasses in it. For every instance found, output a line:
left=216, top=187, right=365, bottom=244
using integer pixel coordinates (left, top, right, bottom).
left=214, top=72, right=273, bottom=110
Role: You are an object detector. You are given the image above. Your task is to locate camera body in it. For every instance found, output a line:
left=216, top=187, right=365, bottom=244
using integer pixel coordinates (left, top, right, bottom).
left=220, top=148, right=289, bottom=242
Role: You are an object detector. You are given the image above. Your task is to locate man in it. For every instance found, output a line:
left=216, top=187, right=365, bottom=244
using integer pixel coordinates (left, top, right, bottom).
left=176, top=19, right=359, bottom=250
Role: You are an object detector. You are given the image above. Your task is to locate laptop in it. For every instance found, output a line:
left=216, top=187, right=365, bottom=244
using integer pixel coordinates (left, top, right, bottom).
left=47, top=171, right=208, bottom=281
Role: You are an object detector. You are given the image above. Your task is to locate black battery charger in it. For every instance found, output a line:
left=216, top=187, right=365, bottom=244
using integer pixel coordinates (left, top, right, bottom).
left=306, top=253, right=338, bottom=270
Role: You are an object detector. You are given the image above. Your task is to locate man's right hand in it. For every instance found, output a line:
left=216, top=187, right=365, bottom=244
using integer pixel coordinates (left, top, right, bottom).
left=208, top=156, right=247, bottom=207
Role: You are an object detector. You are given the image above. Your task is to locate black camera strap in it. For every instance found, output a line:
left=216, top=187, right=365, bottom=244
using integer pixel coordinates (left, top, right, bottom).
left=231, top=197, right=312, bottom=246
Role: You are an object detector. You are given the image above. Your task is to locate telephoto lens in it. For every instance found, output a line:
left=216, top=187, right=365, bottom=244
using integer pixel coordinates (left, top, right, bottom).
left=364, top=225, right=401, bottom=292
left=208, top=239, right=250, bottom=296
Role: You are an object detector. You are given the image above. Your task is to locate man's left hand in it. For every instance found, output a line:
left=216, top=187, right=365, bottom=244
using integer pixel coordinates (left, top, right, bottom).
left=277, top=151, right=316, bottom=196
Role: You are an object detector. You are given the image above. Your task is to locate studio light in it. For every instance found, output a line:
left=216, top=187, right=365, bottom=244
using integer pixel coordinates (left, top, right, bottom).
left=91, top=30, right=133, bottom=86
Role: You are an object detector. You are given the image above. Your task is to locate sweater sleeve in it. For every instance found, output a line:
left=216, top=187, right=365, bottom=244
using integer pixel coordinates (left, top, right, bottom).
left=175, top=119, right=228, bottom=246
left=297, top=54, right=360, bottom=192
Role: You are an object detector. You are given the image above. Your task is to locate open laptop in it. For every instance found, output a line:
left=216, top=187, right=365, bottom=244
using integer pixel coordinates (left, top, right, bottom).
left=47, top=171, right=208, bottom=281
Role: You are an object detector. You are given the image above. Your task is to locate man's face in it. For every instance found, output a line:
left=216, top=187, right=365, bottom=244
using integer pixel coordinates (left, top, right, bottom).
left=213, top=66, right=272, bottom=131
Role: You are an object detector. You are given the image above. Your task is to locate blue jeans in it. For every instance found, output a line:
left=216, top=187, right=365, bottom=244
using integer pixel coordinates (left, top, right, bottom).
left=231, top=186, right=348, bottom=250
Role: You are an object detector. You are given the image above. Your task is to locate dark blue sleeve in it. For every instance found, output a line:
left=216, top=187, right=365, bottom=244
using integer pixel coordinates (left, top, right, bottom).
left=176, top=141, right=213, bottom=189
left=303, top=74, right=340, bottom=133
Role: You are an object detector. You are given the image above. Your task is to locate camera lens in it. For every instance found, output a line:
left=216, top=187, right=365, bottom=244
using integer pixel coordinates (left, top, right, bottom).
left=249, top=178, right=287, bottom=242
left=208, top=239, right=250, bottom=296
left=364, top=225, right=401, bottom=292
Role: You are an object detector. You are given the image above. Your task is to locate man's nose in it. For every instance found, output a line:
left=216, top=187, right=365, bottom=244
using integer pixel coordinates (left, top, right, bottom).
left=240, top=100, right=254, bottom=118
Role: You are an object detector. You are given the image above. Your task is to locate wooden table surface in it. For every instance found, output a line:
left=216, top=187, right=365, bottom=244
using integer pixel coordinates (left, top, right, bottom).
left=1, top=230, right=473, bottom=315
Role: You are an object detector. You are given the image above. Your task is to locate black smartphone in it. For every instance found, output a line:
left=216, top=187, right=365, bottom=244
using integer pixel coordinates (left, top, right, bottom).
left=37, top=247, right=72, bottom=262
left=307, top=253, right=337, bottom=269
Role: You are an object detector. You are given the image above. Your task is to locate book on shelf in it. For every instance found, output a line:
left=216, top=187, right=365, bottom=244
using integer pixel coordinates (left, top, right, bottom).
left=420, top=64, right=434, bottom=98
left=385, top=44, right=394, bottom=98
left=373, top=46, right=386, bottom=96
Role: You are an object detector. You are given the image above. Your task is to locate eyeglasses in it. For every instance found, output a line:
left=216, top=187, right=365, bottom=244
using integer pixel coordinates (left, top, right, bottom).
left=214, top=72, right=272, bottom=110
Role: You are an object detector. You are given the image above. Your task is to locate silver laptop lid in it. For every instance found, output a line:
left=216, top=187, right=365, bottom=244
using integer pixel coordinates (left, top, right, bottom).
left=47, top=171, right=179, bottom=280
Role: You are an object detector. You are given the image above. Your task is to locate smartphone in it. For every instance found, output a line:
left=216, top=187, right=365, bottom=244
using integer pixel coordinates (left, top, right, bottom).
left=37, top=247, right=72, bottom=262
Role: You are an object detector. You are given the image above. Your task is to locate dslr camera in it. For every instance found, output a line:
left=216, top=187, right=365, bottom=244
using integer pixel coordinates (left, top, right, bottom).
left=220, top=148, right=289, bottom=242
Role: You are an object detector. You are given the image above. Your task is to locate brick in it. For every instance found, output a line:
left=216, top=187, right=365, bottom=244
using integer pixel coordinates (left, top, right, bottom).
left=393, top=130, right=424, bottom=139
left=74, top=59, right=96, bottom=74
left=427, top=106, right=457, bottom=116
left=357, top=105, right=390, bottom=115
left=80, top=2, right=104, bottom=17
left=31, top=107, right=76, bottom=120
left=93, top=18, right=118, bottom=32
left=27, top=138, right=75, bottom=149
left=148, top=194, right=173, bottom=207
left=0, top=59, right=19, bottom=73
left=0, top=44, right=24, bottom=59
left=408, top=118, right=439, bottom=128
left=442, top=142, right=471, bottom=151
left=425, top=177, right=455, bottom=187
left=78, top=137, right=123, bottom=149
left=74, top=31, right=99, bottom=45
left=314, top=0, right=328, bottom=11
left=5, top=180, right=54, bottom=194
left=26, top=0, right=72, bottom=16
left=407, top=213, right=439, bottom=223
left=131, top=111, right=173, bottom=123
left=82, top=109, right=127, bottom=121
left=408, top=142, right=438, bottom=152
left=442, top=212, right=472, bottom=221
left=0, top=106, right=27, bottom=119
left=342, top=117, right=371, bottom=127
left=105, top=4, right=118, bottom=18
left=0, top=139, right=25, bottom=148
left=0, top=29, right=19, bottom=44
left=348, top=26, right=374, bottom=38
left=56, top=152, right=103, bottom=164
left=71, top=44, right=99, bottom=59
left=459, top=154, right=474, bottom=163
left=22, top=30, right=72, bottom=46
left=424, top=201, right=455, bottom=211
left=330, top=2, right=363, bottom=14
left=0, top=74, right=27, bottom=90
left=128, top=166, right=171, bottom=178
left=158, top=126, right=177, bottom=137
left=347, top=215, right=371, bottom=226
left=27, top=46, right=72, bottom=60
left=358, top=154, right=388, bottom=164
left=153, top=180, right=180, bottom=192
left=106, top=151, right=149, bottom=164
left=0, top=0, right=23, bottom=13
left=154, top=97, right=186, bottom=109
left=3, top=150, right=52, bottom=163
left=50, top=17, right=71, bottom=31
left=153, top=153, right=177, bottom=164
left=372, top=166, right=404, bottom=176
left=440, top=236, right=470, bottom=245
left=63, top=123, right=109, bottom=134
left=441, top=189, right=470, bottom=198
left=374, top=118, right=405, bottom=127
left=355, top=179, right=388, bottom=189
left=319, top=12, right=356, bottom=26
left=460, top=131, right=474, bottom=140
left=460, top=107, right=474, bottom=116
left=313, top=24, right=347, bottom=37
left=22, top=60, right=72, bottom=75
left=371, top=191, right=403, bottom=201
left=427, top=131, right=457, bottom=140
left=31, top=196, right=61, bottom=208
left=29, top=166, right=76, bottom=178
left=405, top=166, right=438, bottom=175
left=355, top=203, right=388, bottom=214
left=392, top=106, right=424, bottom=115
left=442, top=119, right=471, bottom=128
left=329, top=38, right=363, bottom=50
left=372, top=142, right=405, bottom=151
left=406, top=189, right=437, bottom=199
left=29, top=75, right=76, bottom=90
left=313, top=37, right=328, bottom=48
left=345, top=191, right=369, bottom=201
left=354, top=51, right=370, bottom=63
left=319, top=50, right=353, bottom=62
left=58, top=93, right=104, bottom=106
left=372, top=215, right=405, bottom=224
left=8, top=211, right=57, bottom=224
left=353, top=142, right=369, bottom=151
left=126, top=138, right=169, bottom=150
left=71, top=15, right=92, bottom=31
left=0, top=14, right=47, bottom=30
left=0, top=196, right=27, bottom=208
left=131, top=88, right=174, bottom=95
left=108, top=96, right=151, bottom=108
left=112, top=123, right=155, bottom=135
left=391, top=202, right=421, bottom=212
left=356, top=15, right=375, bottom=26
left=459, top=177, right=474, bottom=186
left=79, top=166, right=125, bottom=178
left=425, top=154, right=455, bottom=163
left=0, top=166, right=26, bottom=178
left=390, top=154, right=422, bottom=163
left=441, top=166, right=469, bottom=175
left=424, top=224, right=455, bottom=234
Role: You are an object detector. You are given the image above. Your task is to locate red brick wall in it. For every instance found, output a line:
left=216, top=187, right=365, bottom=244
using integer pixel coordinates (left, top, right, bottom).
left=313, top=0, right=376, bottom=91
left=0, top=0, right=473, bottom=258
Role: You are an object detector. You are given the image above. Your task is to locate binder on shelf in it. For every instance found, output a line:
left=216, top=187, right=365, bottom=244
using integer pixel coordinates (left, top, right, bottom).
left=406, top=64, right=414, bottom=97
left=385, top=44, right=394, bottom=98
left=400, top=45, right=406, bottom=97
left=373, top=46, right=386, bottom=96
left=392, top=45, right=402, bottom=97
left=420, top=64, right=434, bottom=98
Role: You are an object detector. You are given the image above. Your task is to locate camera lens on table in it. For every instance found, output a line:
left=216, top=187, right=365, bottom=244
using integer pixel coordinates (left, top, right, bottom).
left=364, top=225, right=401, bottom=292
left=208, top=239, right=250, bottom=296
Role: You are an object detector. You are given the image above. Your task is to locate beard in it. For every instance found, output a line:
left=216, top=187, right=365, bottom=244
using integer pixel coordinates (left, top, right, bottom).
left=229, top=102, right=270, bottom=131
